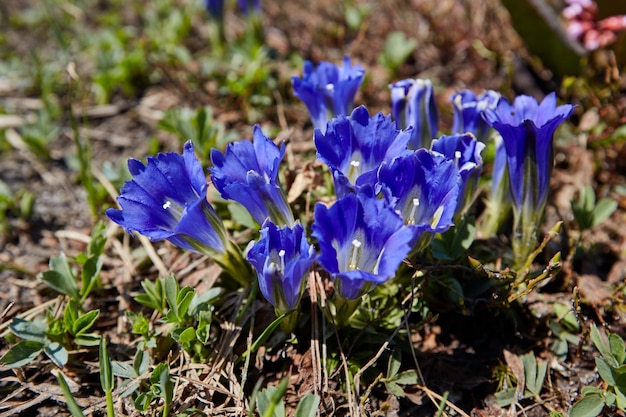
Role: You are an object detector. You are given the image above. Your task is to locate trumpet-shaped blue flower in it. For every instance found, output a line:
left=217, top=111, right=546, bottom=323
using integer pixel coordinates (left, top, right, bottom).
left=483, top=93, right=574, bottom=266
left=315, top=106, right=412, bottom=197
left=247, top=221, right=316, bottom=313
left=451, top=89, right=500, bottom=142
left=431, top=133, right=485, bottom=217
left=376, top=150, right=460, bottom=249
left=292, top=56, right=365, bottom=132
left=106, top=142, right=229, bottom=257
left=390, top=78, right=439, bottom=150
left=312, top=189, right=415, bottom=300
left=203, top=0, right=225, bottom=20
left=237, top=0, right=261, bottom=15
left=483, top=93, right=575, bottom=212
left=210, top=125, right=294, bottom=227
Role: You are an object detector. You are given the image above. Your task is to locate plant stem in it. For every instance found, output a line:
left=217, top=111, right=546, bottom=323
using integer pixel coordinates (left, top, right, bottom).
left=105, top=390, right=115, bottom=417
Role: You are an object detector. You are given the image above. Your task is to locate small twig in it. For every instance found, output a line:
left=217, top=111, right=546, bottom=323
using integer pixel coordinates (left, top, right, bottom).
left=137, top=234, right=169, bottom=278
left=308, top=270, right=322, bottom=395
left=240, top=298, right=255, bottom=406
left=315, top=271, right=330, bottom=393
left=415, top=384, right=471, bottom=417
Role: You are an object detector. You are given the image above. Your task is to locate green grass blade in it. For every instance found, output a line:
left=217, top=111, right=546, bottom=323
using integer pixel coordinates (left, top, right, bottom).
left=55, top=371, right=86, bottom=417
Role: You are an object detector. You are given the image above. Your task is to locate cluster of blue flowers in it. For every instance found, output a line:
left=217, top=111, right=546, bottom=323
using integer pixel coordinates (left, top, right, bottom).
left=107, top=56, right=573, bottom=327
left=203, top=0, right=261, bottom=20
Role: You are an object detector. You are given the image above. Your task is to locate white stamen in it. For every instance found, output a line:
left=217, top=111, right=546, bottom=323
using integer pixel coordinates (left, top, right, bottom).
left=348, top=159, right=362, bottom=182
left=163, top=200, right=172, bottom=210
left=349, top=239, right=362, bottom=270
left=326, top=83, right=334, bottom=92
left=407, top=198, right=420, bottom=225
left=278, top=249, right=286, bottom=273
left=454, top=151, right=462, bottom=169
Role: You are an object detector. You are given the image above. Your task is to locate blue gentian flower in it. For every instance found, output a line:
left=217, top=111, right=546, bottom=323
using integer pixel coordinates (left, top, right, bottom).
left=210, top=125, right=295, bottom=227
left=483, top=93, right=575, bottom=212
left=312, top=189, right=416, bottom=300
left=483, top=93, right=574, bottom=265
left=375, top=149, right=460, bottom=250
left=247, top=221, right=316, bottom=314
left=478, top=134, right=512, bottom=238
left=106, top=142, right=228, bottom=257
left=431, top=133, right=485, bottom=217
left=203, top=0, right=225, bottom=20
left=292, top=56, right=365, bottom=132
left=451, top=89, right=500, bottom=142
left=315, top=106, right=412, bottom=197
left=237, top=0, right=261, bottom=15
left=389, top=78, right=439, bottom=150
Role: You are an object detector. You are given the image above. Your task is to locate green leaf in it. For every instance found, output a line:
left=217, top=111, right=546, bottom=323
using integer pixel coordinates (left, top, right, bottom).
left=581, top=386, right=605, bottom=397
left=591, top=198, right=618, bottom=228
left=87, top=221, right=107, bottom=257
left=379, top=31, right=417, bottom=70
left=569, top=395, right=605, bottom=417
left=294, top=393, right=320, bottom=417
left=43, top=253, right=79, bottom=298
left=228, top=202, right=258, bottom=229
left=158, top=363, right=174, bottom=408
left=151, top=363, right=170, bottom=385
left=595, top=358, right=616, bottom=386
left=74, top=333, right=101, bottom=347
left=553, top=303, right=580, bottom=332
left=120, top=381, right=140, bottom=398
left=73, top=310, right=100, bottom=336
left=387, top=350, right=401, bottom=379
left=494, top=388, right=516, bottom=407
left=189, top=288, right=221, bottom=315
left=615, top=385, right=626, bottom=410
left=384, top=381, right=406, bottom=397
left=136, top=278, right=166, bottom=313
left=196, top=310, right=212, bottom=344
left=64, top=300, right=79, bottom=332
left=257, top=378, right=288, bottom=417
left=0, top=340, right=44, bottom=368
left=100, top=338, right=114, bottom=392
left=194, top=107, right=207, bottom=144
left=604, top=391, right=616, bottom=406
left=134, top=392, right=154, bottom=411
left=176, top=287, right=195, bottom=319
left=614, top=364, right=626, bottom=388
left=134, top=348, right=150, bottom=376
left=432, top=216, right=476, bottom=261
left=590, top=324, right=612, bottom=360
left=241, top=312, right=289, bottom=359
left=609, top=333, right=626, bottom=365
left=572, top=186, right=594, bottom=230
left=56, top=372, right=86, bottom=417
left=174, top=327, right=196, bottom=344
left=41, top=270, right=80, bottom=299
left=112, top=361, right=138, bottom=379
left=44, top=342, right=68, bottom=367
left=164, top=274, right=180, bottom=317
left=521, top=351, right=546, bottom=397
left=127, top=311, right=150, bottom=336
left=391, top=370, right=418, bottom=385
left=9, top=318, right=47, bottom=343
left=345, top=6, right=362, bottom=31
left=80, top=256, right=102, bottom=300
